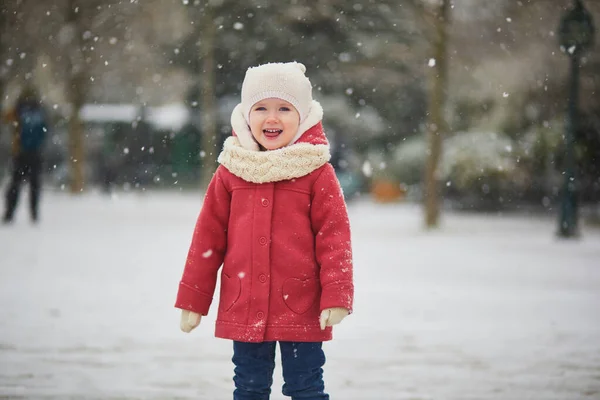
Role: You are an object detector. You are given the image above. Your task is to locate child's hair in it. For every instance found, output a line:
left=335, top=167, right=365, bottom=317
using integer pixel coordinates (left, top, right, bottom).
left=241, top=62, right=313, bottom=124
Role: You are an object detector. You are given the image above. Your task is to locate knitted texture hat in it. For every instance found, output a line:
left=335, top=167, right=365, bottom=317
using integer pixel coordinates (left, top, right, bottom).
left=241, top=62, right=313, bottom=124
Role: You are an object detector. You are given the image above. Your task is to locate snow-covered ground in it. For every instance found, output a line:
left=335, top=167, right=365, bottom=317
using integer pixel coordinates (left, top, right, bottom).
left=1, top=190, right=599, bottom=400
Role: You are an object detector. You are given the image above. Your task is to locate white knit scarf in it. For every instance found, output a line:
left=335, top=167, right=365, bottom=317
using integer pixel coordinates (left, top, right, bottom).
left=218, top=137, right=330, bottom=184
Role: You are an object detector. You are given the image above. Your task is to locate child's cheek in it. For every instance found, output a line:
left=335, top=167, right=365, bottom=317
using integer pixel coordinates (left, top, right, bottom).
left=250, top=125, right=261, bottom=139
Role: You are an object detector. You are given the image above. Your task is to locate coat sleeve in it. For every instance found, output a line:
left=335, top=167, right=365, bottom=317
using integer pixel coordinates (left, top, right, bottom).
left=311, top=164, right=354, bottom=313
left=175, top=166, right=231, bottom=315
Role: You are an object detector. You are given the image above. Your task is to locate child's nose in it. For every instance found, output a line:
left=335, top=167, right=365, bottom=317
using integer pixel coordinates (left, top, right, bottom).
left=265, top=112, right=279, bottom=122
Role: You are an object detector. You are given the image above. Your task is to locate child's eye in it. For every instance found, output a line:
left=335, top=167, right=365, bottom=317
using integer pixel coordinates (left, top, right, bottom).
left=254, top=106, right=266, bottom=111
left=279, top=107, right=291, bottom=111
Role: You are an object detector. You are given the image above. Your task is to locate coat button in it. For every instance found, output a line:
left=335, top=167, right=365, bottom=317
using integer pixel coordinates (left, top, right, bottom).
left=261, top=198, right=270, bottom=207
left=259, top=274, right=267, bottom=283
left=256, top=311, right=264, bottom=319
left=259, top=236, right=267, bottom=245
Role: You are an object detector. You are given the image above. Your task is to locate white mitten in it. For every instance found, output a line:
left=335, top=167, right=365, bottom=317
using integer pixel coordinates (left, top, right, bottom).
left=319, top=307, right=349, bottom=330
left=180, top=309, right=202, bottom=333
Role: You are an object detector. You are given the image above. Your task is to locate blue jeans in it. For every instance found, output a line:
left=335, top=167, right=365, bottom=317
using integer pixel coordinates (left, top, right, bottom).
left=232, top=341, right=329, bottom=400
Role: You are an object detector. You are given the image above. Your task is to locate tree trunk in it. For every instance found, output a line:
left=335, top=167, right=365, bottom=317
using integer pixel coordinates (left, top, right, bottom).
left=65, top=0, right=86, bottom=193
left=0, top=5, right=7, bottom=108
left=200, top=6, right=218, bottom=189
left=68, top=73, right=85, bottom=193
left=424, top=0, right=450, bottom=229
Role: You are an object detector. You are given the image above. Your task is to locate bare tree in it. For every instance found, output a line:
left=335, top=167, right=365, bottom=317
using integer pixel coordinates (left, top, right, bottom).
left=179, top=2, right=221, bottom=188
left=404, top=0, right=451, bottom=228
left=199, top=5, right=218, bottom=188
left=60, top=0, right=88, bottom=193
left=0, top=6, right=7, bottom=103
left=423, top=0, right=450, bottom=228
left=57, top=0, right=139, bottom=192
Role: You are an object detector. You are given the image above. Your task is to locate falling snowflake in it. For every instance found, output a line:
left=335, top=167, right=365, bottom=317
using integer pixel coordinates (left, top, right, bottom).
left=362, top=161, right=373, bottom=177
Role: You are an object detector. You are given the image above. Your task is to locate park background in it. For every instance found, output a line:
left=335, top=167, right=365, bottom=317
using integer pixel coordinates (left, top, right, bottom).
left=0, top=1, right=599, bottom=399
left=0, top=0, right=598, bottom=224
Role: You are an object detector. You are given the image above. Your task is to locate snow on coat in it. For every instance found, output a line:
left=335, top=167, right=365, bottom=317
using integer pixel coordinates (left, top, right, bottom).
left=175, top=100, right=354, bottom=343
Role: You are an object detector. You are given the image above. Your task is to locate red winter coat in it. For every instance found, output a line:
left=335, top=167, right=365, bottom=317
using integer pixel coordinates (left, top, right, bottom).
left=175, top=100, right=354, bottom=342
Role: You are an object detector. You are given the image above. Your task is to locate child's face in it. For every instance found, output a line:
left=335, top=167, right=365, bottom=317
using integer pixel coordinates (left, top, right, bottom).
left=249, top=98, right=300, bottom=150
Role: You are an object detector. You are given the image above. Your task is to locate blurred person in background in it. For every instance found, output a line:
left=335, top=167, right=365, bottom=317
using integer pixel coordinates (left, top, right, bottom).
left=2, top=84, right=49, bottom=224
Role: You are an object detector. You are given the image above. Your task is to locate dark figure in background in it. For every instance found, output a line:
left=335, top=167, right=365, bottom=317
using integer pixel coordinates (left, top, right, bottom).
left=2, top=85, right=48, bottom=224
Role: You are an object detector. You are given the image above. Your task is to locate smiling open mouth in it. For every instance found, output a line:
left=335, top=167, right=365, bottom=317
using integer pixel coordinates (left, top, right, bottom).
left=263, top=129, right=283, bottom=138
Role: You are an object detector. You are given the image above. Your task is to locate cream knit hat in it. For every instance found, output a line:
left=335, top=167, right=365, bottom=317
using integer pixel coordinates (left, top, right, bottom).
left=241, top=62, right=313, bottom=124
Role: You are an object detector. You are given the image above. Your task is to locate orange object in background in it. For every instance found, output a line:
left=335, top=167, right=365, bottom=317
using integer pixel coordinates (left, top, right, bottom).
left=371, top=180, right=406, bottom=203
